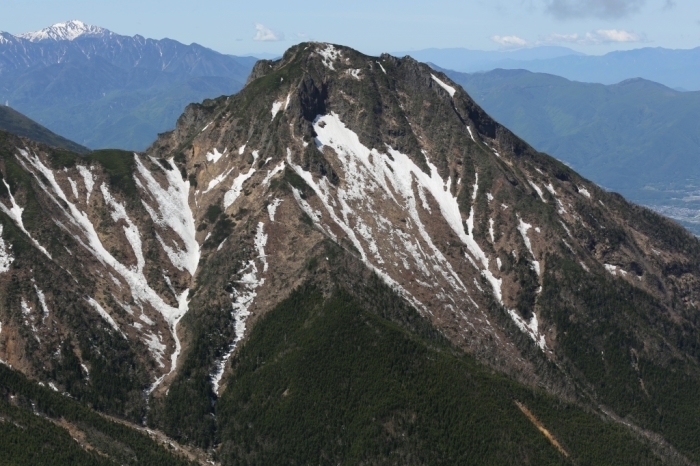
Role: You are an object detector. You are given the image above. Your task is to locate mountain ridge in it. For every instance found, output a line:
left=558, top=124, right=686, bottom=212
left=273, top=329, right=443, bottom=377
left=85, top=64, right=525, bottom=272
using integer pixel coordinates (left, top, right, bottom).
left=410, top=45, right=700, bottom=91
left=0, top=20, right=257, bottom=150
left=0, top=104, right=88, bottom=153
left=1, top=42, right=700, bottom=463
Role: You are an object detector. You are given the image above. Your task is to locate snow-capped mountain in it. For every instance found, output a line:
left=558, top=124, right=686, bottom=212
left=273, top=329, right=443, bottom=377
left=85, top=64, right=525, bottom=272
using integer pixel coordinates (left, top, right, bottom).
left=16, top=20, right=110, bottom=42
left=0, top=21, right=257, bottom=150
left=2, top=43, right=700, bottom=463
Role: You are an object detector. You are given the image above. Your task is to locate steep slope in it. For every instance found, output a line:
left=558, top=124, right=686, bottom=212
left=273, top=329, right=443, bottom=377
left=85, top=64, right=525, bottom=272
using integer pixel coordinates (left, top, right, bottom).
left=0, top=104, right=88, bottom=153
left=0, top=21, right=256, bottom=150
left=441, top=68, right=700, bottom=234
left=2, top=43, right=700, bottom=463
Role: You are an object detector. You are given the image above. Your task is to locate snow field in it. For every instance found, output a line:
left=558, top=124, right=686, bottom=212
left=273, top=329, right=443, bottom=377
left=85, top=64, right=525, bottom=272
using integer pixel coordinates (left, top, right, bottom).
left=16, top=148, right=200, bottom=390
left=135, top=155, right=199, bottom=275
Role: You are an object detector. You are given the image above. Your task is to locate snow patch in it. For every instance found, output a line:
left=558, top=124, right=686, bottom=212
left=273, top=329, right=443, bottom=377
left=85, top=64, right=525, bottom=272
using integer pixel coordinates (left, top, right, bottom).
left=0, top=177, right=51, bottom=259
left=467, top=126, right=476, bottom=143
left=271, top=100, right=283, bottom=121
left=578, top=186, right=591, bottom=198
left=430, top=74, right=456, bottom=97
left=101, top=183, right=145, bottom=273
left=267, top=198, right=283, bottom=221
left=86, top=297, right=124, bottom=337
left=605, top=264, right=627, bottom=277
left=508, top=310, right=546, bottom=350
left=210, top=222, right=269, bottom=394
left=206, top=148, right=225, bottom=164
left=135, top=155, right=199, bottom=275
left=262, top=161, right=285, bottom=187
left=517, top=217, right=540, bottom=275
left=76, top=165, right=93, bottom=203
left=346, top=69, right=361, bottom=79
left=144, top=332, right=166, bottom=368
left=318, top=44, right=341, bottom=70
left=67, top=177, right=79, bottom=199
left=0, top=224, right=14, bottom=273
left=34, top=285, right=49, bottom=321
left=528, top=180, right=546, bottom=203
left=204, top=166, right=235, bottom=193
left=223, top=151, right=258, bottom=209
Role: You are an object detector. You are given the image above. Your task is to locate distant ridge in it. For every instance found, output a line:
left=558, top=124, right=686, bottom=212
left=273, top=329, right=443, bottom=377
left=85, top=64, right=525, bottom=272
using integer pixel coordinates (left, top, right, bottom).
left=0, top=104, right=88, bottom=153
left=440, top=66, right=700, bottom=233
left=0, top=20, right=257, bottom=150
left=404, top=46, right=700, bottom=90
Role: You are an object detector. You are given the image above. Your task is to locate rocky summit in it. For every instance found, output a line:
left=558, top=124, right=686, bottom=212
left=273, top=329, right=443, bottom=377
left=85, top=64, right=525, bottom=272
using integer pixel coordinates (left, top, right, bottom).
left=2, top=43, right=700, bottom=464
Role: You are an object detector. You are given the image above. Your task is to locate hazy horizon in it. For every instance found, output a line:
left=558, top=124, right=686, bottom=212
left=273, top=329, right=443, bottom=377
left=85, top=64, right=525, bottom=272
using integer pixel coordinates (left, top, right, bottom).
left=1, top=0, right=698, bottom=57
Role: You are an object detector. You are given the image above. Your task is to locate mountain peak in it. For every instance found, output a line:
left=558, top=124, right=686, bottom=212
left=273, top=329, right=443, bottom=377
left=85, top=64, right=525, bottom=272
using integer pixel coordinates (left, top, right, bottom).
left=16, top=20, right=110, bottom=42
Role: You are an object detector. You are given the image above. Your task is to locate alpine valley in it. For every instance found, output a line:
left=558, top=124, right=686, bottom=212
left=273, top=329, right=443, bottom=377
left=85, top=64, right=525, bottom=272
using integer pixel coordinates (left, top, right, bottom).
left=2, top=42, right=700, bottom=465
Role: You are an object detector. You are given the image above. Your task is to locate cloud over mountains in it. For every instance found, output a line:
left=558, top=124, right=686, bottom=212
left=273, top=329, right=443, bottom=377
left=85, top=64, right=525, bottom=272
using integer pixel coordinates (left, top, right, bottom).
left=253, top=23, right=284, bottom=41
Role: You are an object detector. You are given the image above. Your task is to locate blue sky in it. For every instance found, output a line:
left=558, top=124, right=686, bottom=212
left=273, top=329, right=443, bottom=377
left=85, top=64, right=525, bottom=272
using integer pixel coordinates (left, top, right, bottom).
left=1, top=0, right=699, bottom=56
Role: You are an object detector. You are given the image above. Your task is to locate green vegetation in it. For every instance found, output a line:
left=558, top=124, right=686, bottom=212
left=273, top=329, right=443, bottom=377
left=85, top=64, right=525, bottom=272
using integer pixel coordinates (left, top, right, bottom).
left=0, top=365, right=193, bottom=465
left=43, top=147, right=138, bottom=199
left=86, top=150, right=138, bottom=198
left=540, top=255, right=700, bottom=461
left=213, top=280, right=661, bottom=465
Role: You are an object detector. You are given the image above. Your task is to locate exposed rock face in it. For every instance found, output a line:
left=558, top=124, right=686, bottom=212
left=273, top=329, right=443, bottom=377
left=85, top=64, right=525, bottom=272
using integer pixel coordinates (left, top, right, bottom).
left=2, top=42, right=700, bottom=461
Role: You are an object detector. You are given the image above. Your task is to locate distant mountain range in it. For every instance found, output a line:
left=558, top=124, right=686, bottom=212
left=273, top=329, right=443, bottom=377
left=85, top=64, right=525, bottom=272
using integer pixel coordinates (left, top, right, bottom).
left=406, top=46, right=700, bottom=91
left=0, top=20, right=257, bottom=150
left=441, top=67, right=700, bottom=233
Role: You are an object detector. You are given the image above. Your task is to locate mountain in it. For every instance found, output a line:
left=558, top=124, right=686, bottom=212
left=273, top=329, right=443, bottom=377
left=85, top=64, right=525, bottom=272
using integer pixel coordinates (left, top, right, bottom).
left=412, top=46, right=700, bottom=91
left=3, top=42, right=700, bottom=463
left=439, top=68, right=700, bottom=234
left=0, top=104, right=88, bottom=153
left=0, top=20, right=257, bottom=150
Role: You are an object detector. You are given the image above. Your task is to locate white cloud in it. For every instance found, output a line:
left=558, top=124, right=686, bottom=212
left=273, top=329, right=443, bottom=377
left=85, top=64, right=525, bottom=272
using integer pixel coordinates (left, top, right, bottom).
left=542, top=32, right=581, bottom=42
left=491, top=35, right=529, bottom=48
left=592, top=29, right=642, bottom=42
left=253, top=23, right=284, bottom=41
left=542, top=28, right=644, bottom=44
